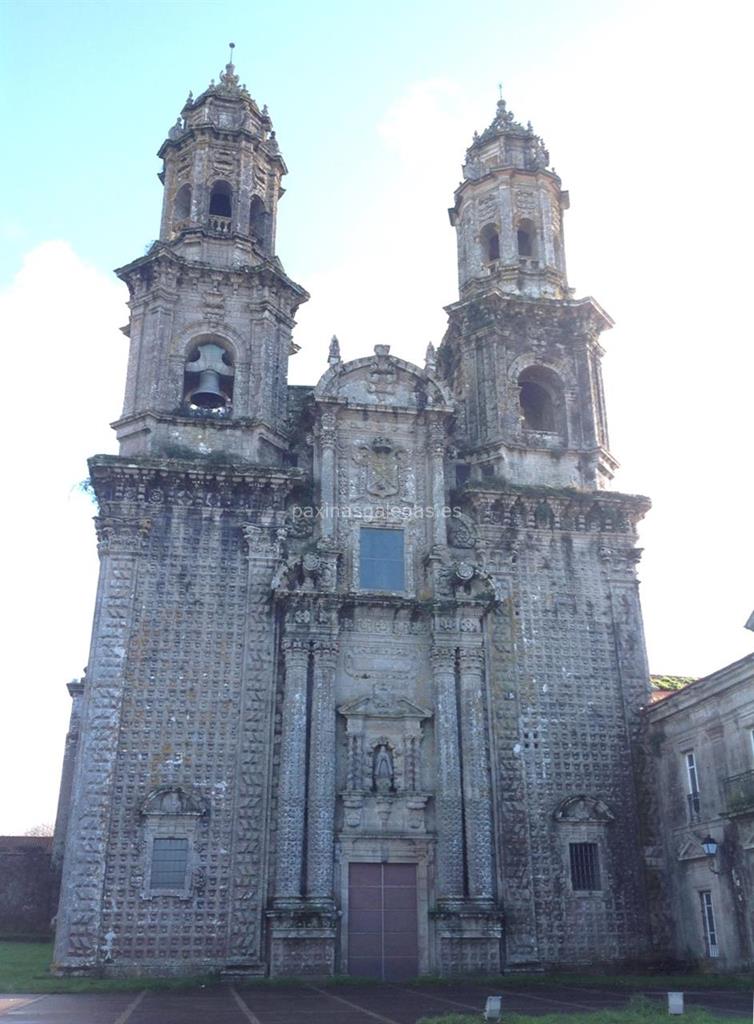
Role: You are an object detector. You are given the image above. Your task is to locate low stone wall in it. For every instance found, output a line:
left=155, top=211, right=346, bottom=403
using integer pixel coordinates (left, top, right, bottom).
left=0, top=836, right=55, bottom=938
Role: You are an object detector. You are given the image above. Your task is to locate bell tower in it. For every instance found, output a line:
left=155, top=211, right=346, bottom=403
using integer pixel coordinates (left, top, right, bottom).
left=441, top=96, right=615, bottom=490
left=113, top=50, right=308, bottom=465
left=449, top=96, right=568, bottom=300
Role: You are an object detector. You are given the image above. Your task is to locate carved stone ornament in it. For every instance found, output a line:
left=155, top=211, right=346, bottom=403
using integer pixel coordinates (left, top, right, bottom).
left=140, top=786, right=208, bottom=818
left=553, top=794, right=614, bottom=824
left=352, top=436, right=405, bottom=498
left=447, top=511, right=478, bottom=549
left=272, top=539, right=339, bottom=594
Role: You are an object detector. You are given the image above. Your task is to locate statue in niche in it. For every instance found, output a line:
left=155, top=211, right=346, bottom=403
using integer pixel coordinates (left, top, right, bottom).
left=373, top=744, right=394, bottom=793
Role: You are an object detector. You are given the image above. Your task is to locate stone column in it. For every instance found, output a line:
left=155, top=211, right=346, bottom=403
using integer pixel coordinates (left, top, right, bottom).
left=458, top=643, right=494, bottom=900
left=53, top=513, right=149, bottom=970
left=274, top=636, right=310, bottom=901
left=429, top=425, right=447, bottom=547
left=319, top=410, right=337, bottom=538
left=432, top=646, right=465, bottom=900
left=306, top=637, right=338, bottom=902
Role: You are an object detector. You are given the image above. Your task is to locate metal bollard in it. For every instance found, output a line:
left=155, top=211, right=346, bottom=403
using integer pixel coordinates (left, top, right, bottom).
left=484, top=995, right=502, bottom=1021
left=668, top=991, right=684, bottom=1015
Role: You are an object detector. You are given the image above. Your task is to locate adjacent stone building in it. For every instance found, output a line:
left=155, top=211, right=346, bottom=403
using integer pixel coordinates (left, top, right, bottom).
left=646, top=638, right=754, bottom=969
left=53, top=59, right=655, bottom=977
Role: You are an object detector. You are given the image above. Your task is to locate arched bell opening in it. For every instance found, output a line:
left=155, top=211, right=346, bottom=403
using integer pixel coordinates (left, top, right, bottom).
left=183, top=340, right=235, bottom=410
left=249, top=195, right=272, bottom=255
left=516, top=218, right=535, bottom=259
left=480, top=222, right=500, bottom=262
left=517, top=365, right=565, bottom=437
left=208, top=181, right=233, bottom=234
left=173, top=183, right=192, bottom=230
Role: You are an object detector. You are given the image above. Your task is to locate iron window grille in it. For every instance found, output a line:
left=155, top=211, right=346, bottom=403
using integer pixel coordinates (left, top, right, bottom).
left=150, top=837, right=189, bottom=891
left=569, top=842, right=601, bottom=891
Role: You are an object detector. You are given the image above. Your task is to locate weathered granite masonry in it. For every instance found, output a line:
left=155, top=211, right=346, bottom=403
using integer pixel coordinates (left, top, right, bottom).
left=53, top=68, right=653, bottom=976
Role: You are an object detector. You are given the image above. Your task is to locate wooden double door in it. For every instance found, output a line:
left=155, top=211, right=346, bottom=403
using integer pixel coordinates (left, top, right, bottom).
left=347, top=862, right=419, bottom=980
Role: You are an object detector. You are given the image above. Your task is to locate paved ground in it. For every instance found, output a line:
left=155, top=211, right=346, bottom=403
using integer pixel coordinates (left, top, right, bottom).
left=0, top=983, right=751, bottom=1022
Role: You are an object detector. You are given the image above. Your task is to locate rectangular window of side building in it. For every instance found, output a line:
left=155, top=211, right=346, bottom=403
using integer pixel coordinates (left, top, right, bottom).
left=569, top=842, right=601, bottom=891
left=699, top=890, right=719, bottom=957
left=685, top=750, right=701, bottom=820
left=359, top=527, right=405, bottom=592
left=150, top=837, right=189, bottom=891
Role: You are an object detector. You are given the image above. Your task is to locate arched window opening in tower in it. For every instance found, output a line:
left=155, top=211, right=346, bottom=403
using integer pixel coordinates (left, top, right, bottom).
left=173, top=183, right=192, bottom=226
left=480, top=223, right=500, bottom=262
left=517, top=220, right=534, bottom=258
left=249, top=195, right=271, bottom=254
left=209, top=181, right=233, bottom=232
left=183, top=341, right=235, bottom=411
left=518, top=371, right=559, bottom=433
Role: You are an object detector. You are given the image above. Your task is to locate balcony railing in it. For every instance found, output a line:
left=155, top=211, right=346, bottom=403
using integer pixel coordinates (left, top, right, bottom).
left=687, top=792, right=701, bottom=822
left=724, top=769, right=754, bottom=815
left=209, top=215, right=232, bottom=235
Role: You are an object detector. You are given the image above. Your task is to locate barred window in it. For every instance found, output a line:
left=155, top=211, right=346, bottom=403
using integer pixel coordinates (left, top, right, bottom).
left=569, top=842, right=601, bottom=891
left=150, top=837, right=189, bottom=891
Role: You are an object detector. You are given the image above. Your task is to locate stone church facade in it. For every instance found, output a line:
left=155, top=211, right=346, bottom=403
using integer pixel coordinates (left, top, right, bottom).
left=53, top=59, right=654, bottom=978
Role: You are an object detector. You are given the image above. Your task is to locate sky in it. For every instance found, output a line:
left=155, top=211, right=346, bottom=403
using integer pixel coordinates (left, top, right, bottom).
left=0, top=0, right=752, bottom=833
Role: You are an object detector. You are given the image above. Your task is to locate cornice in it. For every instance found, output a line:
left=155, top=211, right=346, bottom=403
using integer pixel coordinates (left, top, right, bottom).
left=115, top=245, right=308, bottom=304
left=443, top=290, right=613, bottom=334
left=87, top=453, right=302, bottom=512
left=645, top=652, right=754, bottom=722
left=456, top=484, right=651, bottom=534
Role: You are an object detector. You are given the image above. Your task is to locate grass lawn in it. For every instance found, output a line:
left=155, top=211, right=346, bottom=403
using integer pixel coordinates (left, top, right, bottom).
left=0, top=941, right=750, bottom=1003
left=406, top=970, right=754, bottom=992
left=417, top=1002, right=740, bottom=1024
left=0, top=942, right=218, bottom=994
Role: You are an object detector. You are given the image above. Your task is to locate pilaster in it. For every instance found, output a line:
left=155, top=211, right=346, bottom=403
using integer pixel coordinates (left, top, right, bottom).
left=431, top=645, right=465, bottom=900
left=273, top=636, right=310, bottom=901
left=458, top=641, right=494, bottom=901
left=53, top=514, right=149, bottom=971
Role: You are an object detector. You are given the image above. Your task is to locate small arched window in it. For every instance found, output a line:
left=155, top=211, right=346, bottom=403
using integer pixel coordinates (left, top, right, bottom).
left=518, top=366, right=563, bottom=434
left=517, top=218, right=535, bottom=258
left=480, top=223, right=500, bottom=262
left=209, top=181, right=233, bottom=221
left=183, top=341, right=235, bottom=410
left=173, top=183, right=192, bottom=223
left=249, top=196, right=271, bottom=254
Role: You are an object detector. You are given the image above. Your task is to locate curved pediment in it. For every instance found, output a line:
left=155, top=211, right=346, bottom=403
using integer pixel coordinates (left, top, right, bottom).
left=140, top=786, right=208, bottom=817
left=314, top=344, right=452, bottom=412
left=553, top=794, right=614, bottom=823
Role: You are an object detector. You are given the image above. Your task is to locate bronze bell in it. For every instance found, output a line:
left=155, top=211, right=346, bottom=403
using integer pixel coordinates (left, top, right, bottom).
left=191, top=369, right=226, bottom=408
left=185, top=342, right=234, bottom=409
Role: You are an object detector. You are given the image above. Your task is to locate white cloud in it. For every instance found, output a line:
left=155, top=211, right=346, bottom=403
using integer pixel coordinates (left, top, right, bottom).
left=0, top=242, right=128, bottom=833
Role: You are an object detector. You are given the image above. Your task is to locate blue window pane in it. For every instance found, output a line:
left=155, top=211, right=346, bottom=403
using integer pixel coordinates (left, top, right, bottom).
left=360, top=528, right=405, bottom=591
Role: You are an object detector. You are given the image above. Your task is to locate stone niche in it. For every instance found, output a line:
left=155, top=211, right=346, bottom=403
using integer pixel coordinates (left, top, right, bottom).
left=338, top=686, right=432, bottom=835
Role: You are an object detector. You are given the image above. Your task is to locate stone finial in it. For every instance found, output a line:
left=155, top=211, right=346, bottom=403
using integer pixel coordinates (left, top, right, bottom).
left=374, top=344, right=390, bottom=357
left=328, top=334, right=341, bottom=366
left=168, top=117, right=183, bottom=140
left=425, top=341, right=437, bottom=373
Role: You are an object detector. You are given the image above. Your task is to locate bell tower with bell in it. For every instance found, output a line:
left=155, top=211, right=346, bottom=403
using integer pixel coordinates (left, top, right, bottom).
left=113, top=45, right=308, bottom=465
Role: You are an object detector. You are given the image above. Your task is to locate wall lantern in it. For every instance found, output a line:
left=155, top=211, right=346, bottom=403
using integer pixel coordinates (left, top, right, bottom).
left=701, top=834, right=718, bottom=857
left=701, top=834, right=721, bottom=874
